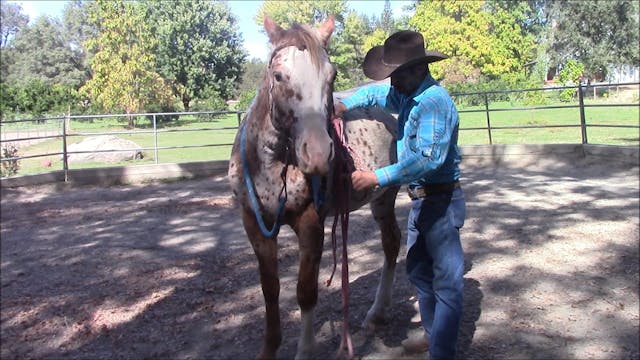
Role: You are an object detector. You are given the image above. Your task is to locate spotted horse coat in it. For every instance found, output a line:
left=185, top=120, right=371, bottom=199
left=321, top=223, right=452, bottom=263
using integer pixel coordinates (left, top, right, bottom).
left=227, top=15, right=401, bottom=360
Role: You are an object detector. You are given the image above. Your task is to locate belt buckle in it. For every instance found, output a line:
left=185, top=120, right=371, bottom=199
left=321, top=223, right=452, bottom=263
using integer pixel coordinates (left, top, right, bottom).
left=408, top=186, right=426, bottom=200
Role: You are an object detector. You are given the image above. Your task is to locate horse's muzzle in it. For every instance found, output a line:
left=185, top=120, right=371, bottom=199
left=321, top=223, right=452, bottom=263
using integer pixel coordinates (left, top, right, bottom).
left=296, top=125, right=334, bottom=175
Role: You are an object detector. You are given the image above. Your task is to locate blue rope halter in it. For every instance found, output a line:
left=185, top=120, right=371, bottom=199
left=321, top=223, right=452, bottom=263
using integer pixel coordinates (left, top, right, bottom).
left=239, top=44, right=325, bottom=238
left=240, top=123, right=287, bottom=238
left=240, top=122, right=325, bottom=238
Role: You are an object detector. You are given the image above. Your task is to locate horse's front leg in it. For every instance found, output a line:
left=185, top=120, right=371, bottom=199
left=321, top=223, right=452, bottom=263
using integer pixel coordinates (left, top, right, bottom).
left=292, top=204, right=324, bottom=359
left=362, top=187, right=401, bottom=332
left=242, top=207, right=282, bottom=360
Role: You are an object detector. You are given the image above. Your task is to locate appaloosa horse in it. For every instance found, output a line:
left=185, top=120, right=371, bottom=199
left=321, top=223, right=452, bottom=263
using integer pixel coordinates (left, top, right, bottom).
left=228, top=15, right=401, bottom=359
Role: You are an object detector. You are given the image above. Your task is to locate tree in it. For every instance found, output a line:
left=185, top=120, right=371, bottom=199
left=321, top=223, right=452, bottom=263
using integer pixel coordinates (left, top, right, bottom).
left=62, top=0, right=96, bottom=81
left=5, top=16, right=87, bottom=88
left=410, top=0, right=536, bottom=83
left=548, top=0, right=639, bottom=79
left=0, top=2, right=29, bottom=82
left=331, top=11, right=371, bottom=90
left=0, top=1, right=28, bottom=48
left=256, top=0, right=347, bottom=29
left=81, top=0, right=172, bottom=126
left=377, top=0, right=395, bottom=34
left=238, top=58, right=267, bottom=95
left=148, top=0, right=246, bottom=110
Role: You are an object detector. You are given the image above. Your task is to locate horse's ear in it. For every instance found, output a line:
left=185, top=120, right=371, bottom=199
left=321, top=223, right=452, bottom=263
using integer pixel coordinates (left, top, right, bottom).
left=264, top=15, right=283, bottom=44
left=318, top=16, right=335, bottom=47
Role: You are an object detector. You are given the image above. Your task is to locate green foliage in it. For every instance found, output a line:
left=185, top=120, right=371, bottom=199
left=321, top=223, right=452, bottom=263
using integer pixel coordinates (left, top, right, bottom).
left=0, top=1, right=29, bottom=48
left=81, top=0, right=172, bottom=120
left=549, top=0, right=639, bottom=78
left=557, top=59, right=585, bottom=102
left=3, top=16, right=87, bottom=88
left=410, top=0, right=536, bottom=82
left=237, top=59, right=266, bottom=95
left=448, top=71, right=547, bottom=107
left=237, top=89, right=257, bottom=113
left=256, top=0, right=347, bottom=28
left=148, top=0, right=246, bottom=110
left=1, top=143, right=20, bottom=177
left=0, top=80, right=81, bottom=118
left=557, top=60, right=585, bottom=84
left=331, top=11, right=372, bottom=90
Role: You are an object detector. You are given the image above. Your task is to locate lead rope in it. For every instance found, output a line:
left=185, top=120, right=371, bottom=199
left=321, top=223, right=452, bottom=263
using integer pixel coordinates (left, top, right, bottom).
left=240, top=123, right=289, bottom=238
left=326, top=116, right=355, bottom=359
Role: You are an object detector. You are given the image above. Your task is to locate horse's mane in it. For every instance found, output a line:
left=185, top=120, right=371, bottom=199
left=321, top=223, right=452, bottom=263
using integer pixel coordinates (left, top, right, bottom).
left=271, top=22, right=326, bottom=71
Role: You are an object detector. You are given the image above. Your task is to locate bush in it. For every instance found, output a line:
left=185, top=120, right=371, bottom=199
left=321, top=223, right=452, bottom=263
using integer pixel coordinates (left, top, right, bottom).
left=145, top=103, right=179, bottom=125
left=1, top=144, right=20, bottom=177
left=236, top=89, right=256, bottom=113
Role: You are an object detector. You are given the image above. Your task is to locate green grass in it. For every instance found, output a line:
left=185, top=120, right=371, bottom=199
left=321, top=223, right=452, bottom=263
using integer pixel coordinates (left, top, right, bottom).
left=3, top=98, right=638, bottom=177
left=456, top=100, right=639, bottom=145
left=7, top=113, right=240, bottom=176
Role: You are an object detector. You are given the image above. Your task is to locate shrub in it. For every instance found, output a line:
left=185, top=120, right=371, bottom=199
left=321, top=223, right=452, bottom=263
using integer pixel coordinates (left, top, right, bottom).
left=1, top=144, right=20, bottom=177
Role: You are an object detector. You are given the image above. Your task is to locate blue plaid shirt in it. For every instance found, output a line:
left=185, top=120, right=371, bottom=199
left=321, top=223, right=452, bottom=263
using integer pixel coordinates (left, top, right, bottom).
left=341, top=74, right=461, bottom=188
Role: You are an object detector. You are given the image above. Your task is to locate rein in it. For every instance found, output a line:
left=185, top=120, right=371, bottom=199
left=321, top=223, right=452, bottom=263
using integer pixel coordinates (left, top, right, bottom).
left=327, top=116, right=356, bottom=359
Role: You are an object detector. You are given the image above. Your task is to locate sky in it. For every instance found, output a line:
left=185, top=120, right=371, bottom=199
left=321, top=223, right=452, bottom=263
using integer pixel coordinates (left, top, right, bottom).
left=9, top=0, right=412, bottom=61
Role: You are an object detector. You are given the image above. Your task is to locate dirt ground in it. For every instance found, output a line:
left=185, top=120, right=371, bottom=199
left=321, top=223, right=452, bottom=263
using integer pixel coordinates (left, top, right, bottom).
left=1, top=155, right=638, bottom=360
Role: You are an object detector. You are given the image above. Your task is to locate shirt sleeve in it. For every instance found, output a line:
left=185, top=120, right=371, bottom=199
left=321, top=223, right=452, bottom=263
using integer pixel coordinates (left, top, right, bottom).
left=340, top=84, right=401, bottom=114
left=373, top=91, right=454, bottom=187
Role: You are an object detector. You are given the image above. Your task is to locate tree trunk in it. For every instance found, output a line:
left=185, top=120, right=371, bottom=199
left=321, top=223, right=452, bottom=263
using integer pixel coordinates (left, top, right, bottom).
left=182, top=94, right=191, bottom=111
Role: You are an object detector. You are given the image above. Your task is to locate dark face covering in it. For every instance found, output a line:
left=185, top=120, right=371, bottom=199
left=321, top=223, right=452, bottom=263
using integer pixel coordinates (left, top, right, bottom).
left=390, top=63, right=429, bottom=96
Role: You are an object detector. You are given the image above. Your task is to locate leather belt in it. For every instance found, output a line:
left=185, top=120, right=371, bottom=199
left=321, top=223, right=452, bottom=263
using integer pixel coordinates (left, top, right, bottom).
left=407, top=181, right=460, bottom=200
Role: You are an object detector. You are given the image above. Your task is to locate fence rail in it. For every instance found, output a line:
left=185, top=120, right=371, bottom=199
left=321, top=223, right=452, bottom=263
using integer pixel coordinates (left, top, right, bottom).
left=1, top=82, right=638, bottom=179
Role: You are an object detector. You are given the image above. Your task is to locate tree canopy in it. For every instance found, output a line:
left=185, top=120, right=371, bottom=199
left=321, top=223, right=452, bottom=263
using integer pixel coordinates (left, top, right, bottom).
left=548, top=0, right=639, bottom=78
left=80, top=0, right=172, bottom=120
left=1, top=0, right=638, bottom=119
left=148, top=0, right=246, bottom=111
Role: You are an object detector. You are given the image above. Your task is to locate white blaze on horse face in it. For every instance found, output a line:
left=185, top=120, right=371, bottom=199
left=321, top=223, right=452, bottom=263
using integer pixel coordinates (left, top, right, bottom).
left=278, top=46, right=334, bottom=175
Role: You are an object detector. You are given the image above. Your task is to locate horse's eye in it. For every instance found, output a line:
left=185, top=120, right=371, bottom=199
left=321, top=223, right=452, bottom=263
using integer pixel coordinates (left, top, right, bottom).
left=273, top=71, right=283, bottom=82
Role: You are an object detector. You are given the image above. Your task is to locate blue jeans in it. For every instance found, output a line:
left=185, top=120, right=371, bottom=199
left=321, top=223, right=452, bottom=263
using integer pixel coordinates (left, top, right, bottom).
left=406, top=187, right=465, bottom=360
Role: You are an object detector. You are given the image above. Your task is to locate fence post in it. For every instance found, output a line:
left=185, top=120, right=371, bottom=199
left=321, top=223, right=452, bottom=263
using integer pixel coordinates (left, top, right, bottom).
left=62, top=114, right=69, bottom=182
left=484, top=93, right=493, bottom=145
left=578, top=83, right=587, bottom=144
left=237, top=111, right=242, bottom=126
left=153, top=114, right=159, bottom=164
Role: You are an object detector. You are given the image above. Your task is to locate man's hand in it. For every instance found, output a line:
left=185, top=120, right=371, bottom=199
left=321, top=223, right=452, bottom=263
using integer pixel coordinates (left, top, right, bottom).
left=334, top=102, right=347, bottom=118
left=351, top=170, right=378, bottom=191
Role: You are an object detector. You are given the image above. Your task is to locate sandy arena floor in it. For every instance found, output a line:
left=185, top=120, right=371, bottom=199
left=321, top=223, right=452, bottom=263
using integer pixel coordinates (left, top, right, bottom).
left=1, top=156, right=638, bottom=359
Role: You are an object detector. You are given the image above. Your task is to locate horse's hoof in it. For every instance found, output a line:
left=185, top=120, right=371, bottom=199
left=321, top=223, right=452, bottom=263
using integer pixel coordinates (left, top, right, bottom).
left=361, top=312, right=389, bottom=334
left=256, top=349, right=277, bottom=360
left=294, top=349, right=315, bottom=360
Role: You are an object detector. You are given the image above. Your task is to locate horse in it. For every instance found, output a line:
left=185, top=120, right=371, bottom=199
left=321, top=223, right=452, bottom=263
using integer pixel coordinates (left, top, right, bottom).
left=228, top=15, right=401, bottom=359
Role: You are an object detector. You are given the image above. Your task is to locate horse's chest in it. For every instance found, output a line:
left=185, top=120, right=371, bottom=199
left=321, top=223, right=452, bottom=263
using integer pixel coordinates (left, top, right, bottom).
left=230, top=156, right=311, bottom=215
left=253, top=165, right=310, bottom=213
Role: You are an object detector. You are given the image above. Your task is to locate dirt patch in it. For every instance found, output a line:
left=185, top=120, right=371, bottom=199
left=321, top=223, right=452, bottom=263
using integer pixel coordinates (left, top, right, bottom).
left=1, top=158, right=638, bottom=359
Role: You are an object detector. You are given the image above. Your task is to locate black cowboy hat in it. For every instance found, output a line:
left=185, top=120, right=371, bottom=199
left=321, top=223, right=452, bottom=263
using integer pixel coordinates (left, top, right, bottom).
left=362, top=30, right=448, bottom=81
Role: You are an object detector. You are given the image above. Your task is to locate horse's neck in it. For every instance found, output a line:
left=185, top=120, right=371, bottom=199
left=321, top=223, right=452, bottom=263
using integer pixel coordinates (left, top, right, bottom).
left=245, top=104, right=289, bottom=176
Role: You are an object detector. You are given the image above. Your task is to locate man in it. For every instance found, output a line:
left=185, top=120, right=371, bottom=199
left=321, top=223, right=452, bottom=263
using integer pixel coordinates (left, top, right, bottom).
left=334, top=30, right=466, bottom=359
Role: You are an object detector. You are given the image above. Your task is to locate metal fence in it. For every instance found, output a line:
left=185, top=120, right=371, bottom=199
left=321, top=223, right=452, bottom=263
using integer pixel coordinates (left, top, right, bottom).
left=1, top=82, right=638, bottom=179
left=452, top=81, right=639, bottom=145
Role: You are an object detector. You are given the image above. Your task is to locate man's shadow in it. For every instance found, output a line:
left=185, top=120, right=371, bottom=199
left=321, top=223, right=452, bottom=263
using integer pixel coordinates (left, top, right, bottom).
left=457, top=258, right=483, bottom=359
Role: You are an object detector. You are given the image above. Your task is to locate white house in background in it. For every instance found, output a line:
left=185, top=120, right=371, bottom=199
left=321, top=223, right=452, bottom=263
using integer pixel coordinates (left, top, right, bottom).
left=609, top=65, right=640, bottom=83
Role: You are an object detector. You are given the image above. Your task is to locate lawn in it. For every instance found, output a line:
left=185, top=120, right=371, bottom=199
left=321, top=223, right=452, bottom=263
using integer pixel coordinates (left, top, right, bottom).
left=3, top=96, right=638, bottom=177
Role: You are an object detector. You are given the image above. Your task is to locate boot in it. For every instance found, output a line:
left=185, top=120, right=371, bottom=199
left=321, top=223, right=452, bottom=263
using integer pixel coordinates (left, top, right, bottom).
left=401, top=334, right=429, bottom=353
